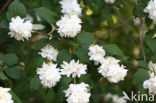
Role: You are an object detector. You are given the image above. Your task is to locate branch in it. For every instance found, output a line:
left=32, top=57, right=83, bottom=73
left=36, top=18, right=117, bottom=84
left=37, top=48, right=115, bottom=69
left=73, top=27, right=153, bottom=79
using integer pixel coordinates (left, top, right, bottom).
left=139, top=20, right=146, bottom=61
left=0, top=0, right=12, bottom=15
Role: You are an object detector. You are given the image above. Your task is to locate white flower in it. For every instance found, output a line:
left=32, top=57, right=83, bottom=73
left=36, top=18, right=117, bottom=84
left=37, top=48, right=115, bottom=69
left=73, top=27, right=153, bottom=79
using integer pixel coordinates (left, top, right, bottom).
left=133, top=17, right=141, bottom=26
left=61, top=59, right=87, bottom=78
left=105, top=93, right=127, bottom=103
left=105, top=0, right=116, bottom=4
left=88, top=45, right=105, bottom=64
left=60, top=0, right=81, bottom=16
left=0, top=87, right=14, bottom=103
left=64, top=83, right=91, bottom=103
left=106, top=65, right=128, bottom=83
left=9, top=16, right=33, bottom=41
left=144, top=0, right=156, bottom=23
left=37, top=62, right=61, bottom=88
left=98, top=57, right=127, bottom=83
left=143, top=76, right=156, bottom=94
left=98, top=57, right=120, bottom=77
left=39, top=44, right=58, bottom=61
left=56, top=15, right=82, bottom=38
left=147, top=61, right=156, bottom=77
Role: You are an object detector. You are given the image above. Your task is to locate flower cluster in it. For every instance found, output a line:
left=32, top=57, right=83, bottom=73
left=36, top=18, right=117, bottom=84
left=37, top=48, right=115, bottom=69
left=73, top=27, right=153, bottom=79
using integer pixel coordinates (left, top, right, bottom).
left=144, top=0, right=156, bottom=23
left=105, top=0, right=116, bottom=4
left=60, top=59, right=87, bottom=78
left=9, top=16, right=33, bottom=41
left=37, top=62, right=61, bottom=88
left=143, top=61, right=156, bottom=94
left=64, top=83, right=91, bottom=103
left=88, top=44, right=128, bottom=83
left=56, top=0, right=82, bottom=38
left=39, top=44, right=58, bottom=61
left=105, top=93, right=127, bottom=103
left=0, top=87, right=14, bottom=103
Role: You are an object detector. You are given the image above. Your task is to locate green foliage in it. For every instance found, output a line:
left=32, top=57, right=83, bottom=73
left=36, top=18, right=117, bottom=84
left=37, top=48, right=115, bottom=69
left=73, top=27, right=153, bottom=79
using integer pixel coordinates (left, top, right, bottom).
left=7, top=0, right=27, bottom=20
left=57, top=49, right=72, bottom=65
left=0, top=0, right=156, bottom=103
left=30, top=75, right=41, bottom=90
left=34, top=7, right=58, bottom=24
left=5, top=66, right=21, bottom=80
left=2, top=53, right=19, bottom=66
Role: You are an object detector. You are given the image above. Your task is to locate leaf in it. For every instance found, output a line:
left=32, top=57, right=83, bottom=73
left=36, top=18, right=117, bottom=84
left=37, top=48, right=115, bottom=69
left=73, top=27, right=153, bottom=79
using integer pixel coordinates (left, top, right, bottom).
left=34, top=7, right=58, bottom=24
left=57, top=50, right=72, bottom=65
left=10, top=91, right=22, bottom=103
left=45, top=88, right=56, bottom=103
left=103, top=44, right=126, bottom=60
left=0, top=72, right=8, bottom=80
left=34, top=38, right=48, bottom=50
left=145, top=34, right=156, bottom=53
left=30, top=75, right=41, bottom=90
left=138, top=60, right=148, bottom=69
left=54, top=76, right=72, bottom=103
left=2, top=53, right=19, bottom=66
left=134, top=69, right=149, bottom=93
left=7, top=0, right=27, bottom=20
left=76, top=32, right=94, bottom=46
left=5, top=66, right=21, bottom=80
left=133, top=3, right=147, bottom=17
left=75, top=45, right=90, bottom=63
left=33, top=24, right=45, bottom=30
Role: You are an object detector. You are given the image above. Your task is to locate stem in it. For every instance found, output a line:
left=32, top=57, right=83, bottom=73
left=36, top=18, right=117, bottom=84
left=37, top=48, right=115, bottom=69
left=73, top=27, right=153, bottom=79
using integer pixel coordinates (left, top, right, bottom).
left=73, top=77, right=76, bottom=84
left=139, top=21, right=146, bottom=61
left=33, top=31, right=52, bottom=38
left=0, top=0, right=12, bottom=15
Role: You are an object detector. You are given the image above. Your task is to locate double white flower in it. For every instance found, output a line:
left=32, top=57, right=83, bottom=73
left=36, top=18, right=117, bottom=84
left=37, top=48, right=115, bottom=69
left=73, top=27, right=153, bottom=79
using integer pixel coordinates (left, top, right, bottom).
left=0, top=87, right=14, bottom=103
left=9, top=16, right=33, bottom=41
left=60, top=59, right=87, bottom=78
left=143, top=61, right=156, bottom=94
left=39, top=44, right=58, bottom=61
left=64, top=83, right=91, bottom=103
left=37, top=62, right=61, bottom=88
left=57, top=0, right=82, bottom=38
left=88, top=44, right=128, bottom=83
left=144, top=0, right=156, bottom=23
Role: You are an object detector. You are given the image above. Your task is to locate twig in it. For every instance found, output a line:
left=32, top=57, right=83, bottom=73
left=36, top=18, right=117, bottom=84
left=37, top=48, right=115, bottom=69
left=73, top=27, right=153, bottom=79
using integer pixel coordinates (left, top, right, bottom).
left=73, top=78, right=76, bottom=84
left=0, top=0, right=12, bottom=15
left=33, top=31, right=52, bottom=38
left=139, top=20, right=146, bottom=61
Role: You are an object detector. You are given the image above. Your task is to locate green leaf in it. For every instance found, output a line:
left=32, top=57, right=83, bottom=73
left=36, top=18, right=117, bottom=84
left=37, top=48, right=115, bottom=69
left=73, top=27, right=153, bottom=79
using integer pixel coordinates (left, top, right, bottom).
left=76, top=32, right=94, bottom=46
left=33, top=24, right=45, bottom=30
left=75, top=45, right=90, bottom=63
left=54, top=76, right=72, bottom=103
left=134, top=69, right=149, bottom=93
left=30, top=75, right=41, bottom=90
left=5, top=66, right=21, bottom=80
left=2, top=53, right=19, bottom=66
left=138, top=60, right=148, bottom=69
left=34, top=38, right=48, bottom=50
left=34, top=7, right=58, bottom=24
left=7, top=0, right=27, bottom=20
left=57, top=50, right=72, bottom=65
left=103, top=44, right=126, bottom=60
left=0, top=72, right=8, bottom=80
left=145, top=34, right=156, bottom=53
left=10, top=91, right=22, bottom=103
left=45, top=88, right=56, bottom=103
left=133, top=3, right=147, bottom=17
